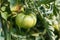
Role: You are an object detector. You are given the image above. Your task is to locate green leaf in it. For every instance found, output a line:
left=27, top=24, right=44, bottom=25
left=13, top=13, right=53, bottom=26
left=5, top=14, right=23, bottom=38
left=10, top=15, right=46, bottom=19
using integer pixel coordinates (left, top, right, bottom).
left=1, top=6, right=6, bottom=11
left=40, top=0, right=55, bottom=4
left=0, top=29, right=4, bottom=40
left=9, top=0, right=17, bottom=6
left=55, top=0, right=60, bottom=10
left=1, top=12, right=8, bottom=20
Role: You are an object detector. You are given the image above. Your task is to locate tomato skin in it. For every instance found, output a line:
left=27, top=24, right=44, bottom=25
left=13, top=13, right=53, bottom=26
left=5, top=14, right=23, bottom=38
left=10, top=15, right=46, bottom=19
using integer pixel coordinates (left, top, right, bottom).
left=10, top=5, right=24, bottom=12
left=15, top=13, right=37, bottom=29
left=10, top=5, right=20, bottom=12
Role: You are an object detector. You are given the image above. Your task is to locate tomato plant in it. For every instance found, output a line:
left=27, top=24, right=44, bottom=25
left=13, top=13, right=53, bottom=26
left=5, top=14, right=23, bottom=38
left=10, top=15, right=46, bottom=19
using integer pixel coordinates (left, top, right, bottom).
left=0, top=0, right=60, bottom=40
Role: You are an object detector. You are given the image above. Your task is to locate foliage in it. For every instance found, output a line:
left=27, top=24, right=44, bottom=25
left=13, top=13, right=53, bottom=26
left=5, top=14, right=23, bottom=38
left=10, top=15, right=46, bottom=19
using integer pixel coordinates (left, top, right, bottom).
left=0, top=0, right=60, bottom=40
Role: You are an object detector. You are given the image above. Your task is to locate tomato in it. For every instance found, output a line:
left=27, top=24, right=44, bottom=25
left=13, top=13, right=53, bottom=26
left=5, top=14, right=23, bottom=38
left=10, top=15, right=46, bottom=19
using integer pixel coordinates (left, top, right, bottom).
left=15, top=13, right=37, bottom=29
left=10, top=5, right=24, bottom=12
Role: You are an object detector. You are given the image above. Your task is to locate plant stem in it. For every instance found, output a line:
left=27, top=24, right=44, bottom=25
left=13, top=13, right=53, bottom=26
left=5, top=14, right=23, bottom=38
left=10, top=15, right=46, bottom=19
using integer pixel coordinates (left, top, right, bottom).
left=0, top=14, right=11, bottom=40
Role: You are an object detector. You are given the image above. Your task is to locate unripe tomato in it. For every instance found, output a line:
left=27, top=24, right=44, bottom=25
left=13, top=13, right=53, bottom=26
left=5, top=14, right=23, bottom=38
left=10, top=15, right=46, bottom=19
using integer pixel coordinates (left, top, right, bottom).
left=15, top=13, right=37, bottom=29
left=10, top=5, right=20, bottom=12
left=10, top=5, right=24, bottom=12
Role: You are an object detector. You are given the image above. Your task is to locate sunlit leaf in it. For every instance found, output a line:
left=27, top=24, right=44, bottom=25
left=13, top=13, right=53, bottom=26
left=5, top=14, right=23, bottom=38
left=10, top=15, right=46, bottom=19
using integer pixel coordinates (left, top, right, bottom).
left=1, top=12, right=8, bottom=20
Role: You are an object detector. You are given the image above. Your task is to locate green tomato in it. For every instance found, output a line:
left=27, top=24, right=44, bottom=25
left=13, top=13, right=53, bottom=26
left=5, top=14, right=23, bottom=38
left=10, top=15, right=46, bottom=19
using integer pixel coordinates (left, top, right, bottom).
left=15, top=13, right=37, bottom=29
